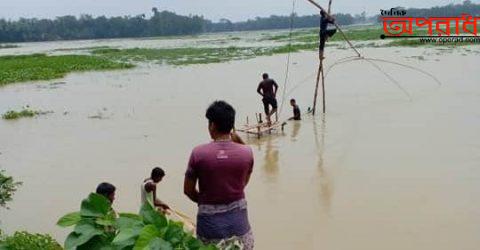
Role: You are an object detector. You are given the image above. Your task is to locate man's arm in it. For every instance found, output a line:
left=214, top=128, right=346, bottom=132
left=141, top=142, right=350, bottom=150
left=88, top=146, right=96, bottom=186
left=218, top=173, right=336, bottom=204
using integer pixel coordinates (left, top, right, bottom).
left=257, top=83, right=264, bottom=97
left=183, top=177, right=199, bottom=203
left=273, top=81, right=279, bottom=96
left=245, top=172, right=252, bottom=186
left=328, top=16, right=335, bottom=24
left=151, top=185, right=169, bottom=209
left=245, top=149, right=254, bottom=186
left=231, top=131, right=245, bottom=145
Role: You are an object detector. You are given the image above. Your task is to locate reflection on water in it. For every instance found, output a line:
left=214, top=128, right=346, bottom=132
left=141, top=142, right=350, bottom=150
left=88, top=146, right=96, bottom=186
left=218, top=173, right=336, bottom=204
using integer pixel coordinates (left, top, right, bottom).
left=247, top=135, right=280, bottom=182
left=290, top=120, right=301, bottom=141
left=313, top=114, right=333, bottom=215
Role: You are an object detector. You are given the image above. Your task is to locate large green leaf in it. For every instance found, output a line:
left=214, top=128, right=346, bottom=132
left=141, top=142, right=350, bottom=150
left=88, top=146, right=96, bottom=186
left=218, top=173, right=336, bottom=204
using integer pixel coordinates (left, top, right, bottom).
left=184, top=234, right=204, bottom=249
left=74, top=220, right=101, bottom=234
left=199, top=245, right=218, bottom=250
left=164, top=223, right=184, bottom=246
left=139, top=203, right=167, bottom=230
left=133, top=225, right=160, bottom=250
left=64, top=221, right=103, bottom=249
left=112, top=228, right=142, bottom=249
left=115, top=216, right=144, bottom=231
left=64, top=230, right=102, bottom=250
left=96, top=217, right=116, bottom=226
left=118, top=213, right=142, bottom=220
left=57, top=211, right=81, bottom=227
left=149, top=237, right=173, bottom=250
left=77, top=235, right=117, bottom=250
left=80, top=193, right=112, bottom=217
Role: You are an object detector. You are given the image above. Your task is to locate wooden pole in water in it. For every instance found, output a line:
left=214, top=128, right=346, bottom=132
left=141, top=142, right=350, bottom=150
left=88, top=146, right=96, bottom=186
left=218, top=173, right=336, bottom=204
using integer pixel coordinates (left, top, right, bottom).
left=312, top=59, right=323, bottom=115
left=324, top=0, right=331, bottom=114
left=321, top=61, right=326, bottom=113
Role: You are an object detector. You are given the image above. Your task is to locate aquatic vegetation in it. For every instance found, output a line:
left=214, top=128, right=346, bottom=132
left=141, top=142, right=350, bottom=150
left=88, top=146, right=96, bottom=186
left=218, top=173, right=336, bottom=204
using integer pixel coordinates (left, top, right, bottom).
left=0, top=44, right=18, bottom=49
left=54, top=46, right=113, bottom=52
left=0, top=53, right=133, bottom=86
left=0, top=170, right=22, bottom=209
left=1, top=108, right=51, bottom=120
left=92, top=43, right=320, bottom=66
left=0, top=26, right=474, bottom=86
left=92, top=47, right=253, bottom=65
left=58, top=193, right=217, bottom=250
left=2, top=109, right=37, bottom=120
left=263, top=27, right=387, bottom=43
left=0, top=231, right=62, bottom=250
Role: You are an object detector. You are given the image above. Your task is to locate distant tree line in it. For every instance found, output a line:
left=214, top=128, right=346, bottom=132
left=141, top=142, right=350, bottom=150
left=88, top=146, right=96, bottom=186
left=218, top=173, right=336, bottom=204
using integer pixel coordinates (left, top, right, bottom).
left=0, top=8, right=205, bottom=43
left=203, top=13, right=359, bottom=32
left=0, top=1, right=479, bottom=43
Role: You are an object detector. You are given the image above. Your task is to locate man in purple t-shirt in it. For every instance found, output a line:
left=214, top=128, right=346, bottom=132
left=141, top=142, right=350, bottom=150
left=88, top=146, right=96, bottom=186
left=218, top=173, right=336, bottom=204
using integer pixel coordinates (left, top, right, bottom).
left=184, top=100, right=254, bottom=249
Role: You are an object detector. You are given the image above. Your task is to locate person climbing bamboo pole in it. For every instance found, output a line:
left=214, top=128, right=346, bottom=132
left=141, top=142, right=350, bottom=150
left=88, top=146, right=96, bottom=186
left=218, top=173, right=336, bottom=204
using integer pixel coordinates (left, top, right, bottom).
left=313, top=8, right=336, bottom=114
left=319, top=9, right=337, bottom=60
left=306, top=0, right=362, bottom=57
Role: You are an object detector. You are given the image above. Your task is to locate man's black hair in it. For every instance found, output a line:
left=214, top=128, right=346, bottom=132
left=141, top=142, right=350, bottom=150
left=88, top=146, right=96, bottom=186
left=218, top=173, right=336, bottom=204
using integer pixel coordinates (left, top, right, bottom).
left=151, top=167, right=165, bottom=179
left=206, top=100, right=236, bottom=133
left=262, top=73, right=269, bottom=79
left=290, top=98, right=296, bottom=103
left=96, top=182, right=116, bottom=199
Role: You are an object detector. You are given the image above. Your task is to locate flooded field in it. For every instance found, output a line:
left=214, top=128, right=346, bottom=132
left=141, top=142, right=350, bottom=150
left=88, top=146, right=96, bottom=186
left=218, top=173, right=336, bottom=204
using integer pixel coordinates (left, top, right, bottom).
left=0, top=33, right=479, bottom=249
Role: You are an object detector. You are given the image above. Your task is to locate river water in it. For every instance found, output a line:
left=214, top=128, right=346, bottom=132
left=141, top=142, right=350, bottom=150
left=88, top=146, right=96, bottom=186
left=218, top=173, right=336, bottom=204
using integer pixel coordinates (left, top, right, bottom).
left=0, top=37, right=479, bottom=249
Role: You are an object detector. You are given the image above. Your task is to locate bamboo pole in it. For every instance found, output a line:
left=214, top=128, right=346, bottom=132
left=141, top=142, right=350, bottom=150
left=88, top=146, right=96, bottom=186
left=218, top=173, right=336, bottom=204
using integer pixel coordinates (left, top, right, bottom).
left=321, top=61, right=326, bottom=113
left=312, top=59, right=323, bottom=115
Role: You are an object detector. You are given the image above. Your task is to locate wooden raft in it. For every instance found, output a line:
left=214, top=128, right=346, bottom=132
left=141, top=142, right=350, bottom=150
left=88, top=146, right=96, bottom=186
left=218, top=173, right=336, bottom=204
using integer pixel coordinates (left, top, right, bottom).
left=236, top=113, right=287, bottom=138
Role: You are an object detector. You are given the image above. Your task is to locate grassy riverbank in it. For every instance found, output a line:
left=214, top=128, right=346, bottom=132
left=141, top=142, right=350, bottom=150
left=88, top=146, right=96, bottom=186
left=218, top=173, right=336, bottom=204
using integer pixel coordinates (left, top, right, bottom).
left=0, top=54, right=133, bottom=85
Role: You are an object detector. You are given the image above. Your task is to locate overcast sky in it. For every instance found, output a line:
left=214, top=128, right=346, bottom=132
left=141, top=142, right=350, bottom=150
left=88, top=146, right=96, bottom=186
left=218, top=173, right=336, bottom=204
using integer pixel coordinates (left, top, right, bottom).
left=0, top=0, right=472, bottom=21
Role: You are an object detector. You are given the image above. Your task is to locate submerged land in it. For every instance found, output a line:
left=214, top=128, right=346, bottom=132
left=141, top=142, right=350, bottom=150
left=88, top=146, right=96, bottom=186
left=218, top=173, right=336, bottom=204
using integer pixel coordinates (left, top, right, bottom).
left=0, top=25, right=479, bottom=86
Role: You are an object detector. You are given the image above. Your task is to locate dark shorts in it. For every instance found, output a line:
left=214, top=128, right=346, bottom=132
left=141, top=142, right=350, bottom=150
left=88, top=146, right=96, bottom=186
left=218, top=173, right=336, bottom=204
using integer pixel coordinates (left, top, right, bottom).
left=262, top=96, right=277, bottom=113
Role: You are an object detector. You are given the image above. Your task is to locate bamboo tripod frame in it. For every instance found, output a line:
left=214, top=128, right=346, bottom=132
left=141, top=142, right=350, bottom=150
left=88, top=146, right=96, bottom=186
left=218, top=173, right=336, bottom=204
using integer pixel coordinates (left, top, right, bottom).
left=306, top=0, right=361, bottom=114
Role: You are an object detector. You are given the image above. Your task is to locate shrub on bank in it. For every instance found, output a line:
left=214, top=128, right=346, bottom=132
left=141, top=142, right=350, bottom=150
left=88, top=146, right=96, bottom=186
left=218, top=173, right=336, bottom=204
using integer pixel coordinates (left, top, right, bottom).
left=57, top=193, right=217, bottom=250
left=0, top=231, right=62, bottom=250
left=0, top=170, right=22, bottom=209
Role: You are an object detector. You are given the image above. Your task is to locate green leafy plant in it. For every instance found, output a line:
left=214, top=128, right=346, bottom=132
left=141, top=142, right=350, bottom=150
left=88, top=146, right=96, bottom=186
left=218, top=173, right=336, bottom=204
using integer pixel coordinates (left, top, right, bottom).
left=0, top=231, right=62, bottom=250
left=57, top=193, right=116, bottom=249
left=58, top=193, right=217, bottom=250
left=0, top=170, right=22, bottom=209
left=112, top=203, right=217, bottom=250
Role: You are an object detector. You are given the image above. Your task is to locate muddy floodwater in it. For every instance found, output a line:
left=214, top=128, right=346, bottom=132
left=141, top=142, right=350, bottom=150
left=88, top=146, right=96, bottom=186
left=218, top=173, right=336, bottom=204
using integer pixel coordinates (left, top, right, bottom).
left=0, top=36, right=480, bottom=250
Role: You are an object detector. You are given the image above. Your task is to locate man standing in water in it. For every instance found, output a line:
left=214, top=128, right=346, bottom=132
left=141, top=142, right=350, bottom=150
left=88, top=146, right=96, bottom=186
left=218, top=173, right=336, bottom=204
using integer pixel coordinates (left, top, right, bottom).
left=257, top=73, right=278, bottom=125
left=319, top=9, right=336, bottom=60
left=184, top=101, right=254, bottom=249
